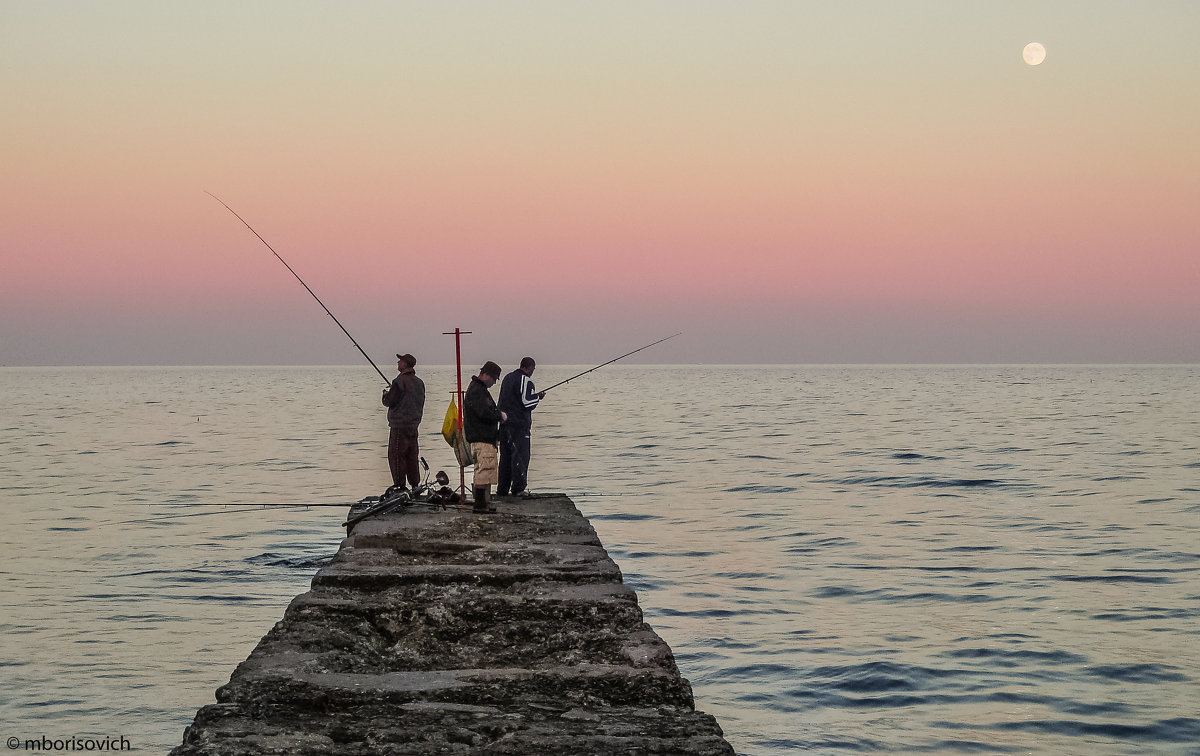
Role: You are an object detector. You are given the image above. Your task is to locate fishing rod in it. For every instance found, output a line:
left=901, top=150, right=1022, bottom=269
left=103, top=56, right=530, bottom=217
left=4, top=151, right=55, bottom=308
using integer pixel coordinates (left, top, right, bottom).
left=206, top=191, right=390, bottom=386
left=101, top=505, right=323, bottom=527
left=148, top=502, right=356, bottom=508
left=103, top=499, right=372, bottom=527
left=540, top=332, right=682, bottom=393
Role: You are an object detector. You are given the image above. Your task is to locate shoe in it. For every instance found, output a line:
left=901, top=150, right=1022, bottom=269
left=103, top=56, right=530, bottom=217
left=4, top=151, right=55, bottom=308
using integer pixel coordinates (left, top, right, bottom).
left=472, top=506, right=498, bottom=514
left=518, top=491, right=535, bottom=500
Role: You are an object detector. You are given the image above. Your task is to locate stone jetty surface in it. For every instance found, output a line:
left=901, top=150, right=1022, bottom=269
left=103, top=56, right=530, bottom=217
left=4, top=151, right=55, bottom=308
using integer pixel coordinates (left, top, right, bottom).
left=172, top=494, right=734, bottom=755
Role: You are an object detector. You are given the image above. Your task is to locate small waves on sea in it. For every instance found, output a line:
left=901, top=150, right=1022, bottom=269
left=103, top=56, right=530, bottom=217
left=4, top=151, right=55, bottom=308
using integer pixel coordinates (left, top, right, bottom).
left=551, top=366, right=1200, bottom=754
left=0, top=367, right=359, bottom=752
left=599, top=504, right=1200, bottom=754
left=2, top=365, right=1197, bottom=755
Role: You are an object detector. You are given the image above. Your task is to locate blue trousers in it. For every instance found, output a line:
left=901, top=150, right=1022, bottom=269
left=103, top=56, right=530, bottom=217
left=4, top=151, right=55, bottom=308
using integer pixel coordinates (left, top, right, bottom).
left=497, top=423, right=531, bottom=496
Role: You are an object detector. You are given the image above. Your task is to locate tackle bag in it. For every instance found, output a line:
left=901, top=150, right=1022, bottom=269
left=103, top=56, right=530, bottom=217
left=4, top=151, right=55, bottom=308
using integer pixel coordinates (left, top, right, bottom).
left=441, top=399, right=473, bottom=468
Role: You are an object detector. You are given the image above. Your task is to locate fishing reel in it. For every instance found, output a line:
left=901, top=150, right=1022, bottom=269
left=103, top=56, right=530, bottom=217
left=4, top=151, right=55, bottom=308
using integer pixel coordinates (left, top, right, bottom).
left=426, top=470, right=459, bottom=508
left=380, top=483, right=412, bottom=503
left=380, top=464, right=457, bottom=509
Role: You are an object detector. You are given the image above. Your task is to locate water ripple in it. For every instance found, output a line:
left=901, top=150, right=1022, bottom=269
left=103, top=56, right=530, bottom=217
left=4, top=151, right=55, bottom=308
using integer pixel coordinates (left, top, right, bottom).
left=4, top=364, right=1198, bottom=756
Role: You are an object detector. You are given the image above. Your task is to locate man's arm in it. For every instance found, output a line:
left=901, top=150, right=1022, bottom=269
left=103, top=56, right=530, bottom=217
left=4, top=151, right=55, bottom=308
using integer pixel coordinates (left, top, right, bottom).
left=520, top=375, right=542, bottom=409
left=382, top=377, right=403, bottom=407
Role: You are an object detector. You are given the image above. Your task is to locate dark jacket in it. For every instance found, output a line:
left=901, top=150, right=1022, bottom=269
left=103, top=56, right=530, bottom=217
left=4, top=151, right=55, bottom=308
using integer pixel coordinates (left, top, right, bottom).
left=383, top=371, right=425, bottom=431
left=497, top=369, right=541, bottom=428
left=463, top=375, right=502, bottom=445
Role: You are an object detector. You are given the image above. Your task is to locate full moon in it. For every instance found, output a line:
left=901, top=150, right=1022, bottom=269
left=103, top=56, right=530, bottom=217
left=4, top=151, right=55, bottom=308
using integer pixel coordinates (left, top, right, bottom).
left=1022, top=42, right=1047, bottom=65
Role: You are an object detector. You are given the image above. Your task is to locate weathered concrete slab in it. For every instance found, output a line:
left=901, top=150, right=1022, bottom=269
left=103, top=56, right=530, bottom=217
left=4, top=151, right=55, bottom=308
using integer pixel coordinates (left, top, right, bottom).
left=173, top=495, right=733, bottom=755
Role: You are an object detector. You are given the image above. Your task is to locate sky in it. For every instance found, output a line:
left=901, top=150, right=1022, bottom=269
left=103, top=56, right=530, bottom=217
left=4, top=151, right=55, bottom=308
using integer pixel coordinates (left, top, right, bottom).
left=2, top=1, right=1198, bottom=366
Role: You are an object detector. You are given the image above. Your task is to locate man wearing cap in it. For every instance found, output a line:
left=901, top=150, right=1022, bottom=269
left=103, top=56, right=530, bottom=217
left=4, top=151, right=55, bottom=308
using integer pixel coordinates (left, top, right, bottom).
left=497, top=357, right=544, bottom=499
left=463, top=361, right=506, bottom=513
left=382, top=354, right=425, bottom=493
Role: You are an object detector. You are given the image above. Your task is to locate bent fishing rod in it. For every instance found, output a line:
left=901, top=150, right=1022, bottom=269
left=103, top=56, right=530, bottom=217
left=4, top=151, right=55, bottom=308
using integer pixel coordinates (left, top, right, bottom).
left=206, top=191, right=390, bottom=386
left=540, top=332, right=682, bottom=393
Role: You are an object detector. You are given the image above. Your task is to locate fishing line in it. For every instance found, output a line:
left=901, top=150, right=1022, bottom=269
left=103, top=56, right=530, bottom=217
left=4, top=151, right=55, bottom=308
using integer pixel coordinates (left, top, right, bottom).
left=540, top=332, right=682, bottom=393
left=206, top=191, right=390, bottom=386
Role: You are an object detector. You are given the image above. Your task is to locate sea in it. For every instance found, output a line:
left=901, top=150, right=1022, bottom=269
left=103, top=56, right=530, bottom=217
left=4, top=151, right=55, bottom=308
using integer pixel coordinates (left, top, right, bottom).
left=1, top=365, right=1197, bottom=755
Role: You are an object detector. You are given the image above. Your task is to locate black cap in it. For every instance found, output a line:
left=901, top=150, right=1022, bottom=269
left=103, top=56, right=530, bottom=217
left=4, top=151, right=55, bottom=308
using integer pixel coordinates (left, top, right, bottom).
left=396, top=354, right=416, bottom=368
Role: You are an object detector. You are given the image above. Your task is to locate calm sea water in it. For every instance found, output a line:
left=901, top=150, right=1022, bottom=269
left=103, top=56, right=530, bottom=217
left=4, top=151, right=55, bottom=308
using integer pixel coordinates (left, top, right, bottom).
left=1, top=365, right=1197, bottom=754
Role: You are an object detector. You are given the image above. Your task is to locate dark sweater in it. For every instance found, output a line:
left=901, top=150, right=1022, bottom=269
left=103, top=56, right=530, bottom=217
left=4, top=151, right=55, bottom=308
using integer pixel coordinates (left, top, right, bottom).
left=382, top=371, right=425, bottom=431
left=463, top=375, right=502, bottom=444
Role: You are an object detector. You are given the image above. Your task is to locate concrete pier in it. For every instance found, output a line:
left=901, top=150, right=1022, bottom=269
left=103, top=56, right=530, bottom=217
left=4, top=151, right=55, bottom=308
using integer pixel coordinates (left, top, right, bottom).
left=172, top=494, right=733, bottom=755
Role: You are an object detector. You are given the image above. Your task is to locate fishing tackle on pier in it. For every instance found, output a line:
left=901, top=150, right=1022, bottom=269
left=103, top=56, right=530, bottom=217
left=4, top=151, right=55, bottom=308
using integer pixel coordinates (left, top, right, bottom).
left=343, top=458, right=458, bottom=534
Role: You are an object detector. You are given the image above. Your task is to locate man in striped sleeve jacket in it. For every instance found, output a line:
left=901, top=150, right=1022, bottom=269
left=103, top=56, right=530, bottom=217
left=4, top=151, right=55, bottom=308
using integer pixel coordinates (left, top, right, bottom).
left=496, top=356, right=545, bottom=499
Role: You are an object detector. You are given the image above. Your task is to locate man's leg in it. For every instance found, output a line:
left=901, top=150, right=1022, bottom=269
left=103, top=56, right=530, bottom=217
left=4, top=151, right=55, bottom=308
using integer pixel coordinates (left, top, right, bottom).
left=387, top=428, right=405, bottom=488
left=496, top=425, right=514, bottom=496
left=511, top=426, right=532, bottom=496
left=401, top=431, right=421, bottom=489
left=471, top=442, right=499, bottom=512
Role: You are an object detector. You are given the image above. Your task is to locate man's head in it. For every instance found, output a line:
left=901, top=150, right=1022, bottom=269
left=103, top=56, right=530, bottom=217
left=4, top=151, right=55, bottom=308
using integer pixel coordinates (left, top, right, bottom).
left=479, top=361, right=502, bottom=386
left=520, top=356, right=536, bottom=376
left=396, top=353, right=416, bottom=370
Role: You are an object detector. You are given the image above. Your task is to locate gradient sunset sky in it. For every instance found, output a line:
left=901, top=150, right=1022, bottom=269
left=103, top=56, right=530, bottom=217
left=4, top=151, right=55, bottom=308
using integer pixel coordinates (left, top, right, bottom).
left=3, top=1, right=1197, bottom=366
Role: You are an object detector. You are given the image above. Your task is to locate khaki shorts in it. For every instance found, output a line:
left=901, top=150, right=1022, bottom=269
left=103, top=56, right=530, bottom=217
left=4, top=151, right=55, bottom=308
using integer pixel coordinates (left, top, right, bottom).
left=471, top=442, right=498, bottom=486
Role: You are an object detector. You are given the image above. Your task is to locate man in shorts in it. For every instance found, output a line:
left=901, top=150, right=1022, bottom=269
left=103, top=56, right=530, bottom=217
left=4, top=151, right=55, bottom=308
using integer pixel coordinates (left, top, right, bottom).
left=463, top=361, right=506, bottom=513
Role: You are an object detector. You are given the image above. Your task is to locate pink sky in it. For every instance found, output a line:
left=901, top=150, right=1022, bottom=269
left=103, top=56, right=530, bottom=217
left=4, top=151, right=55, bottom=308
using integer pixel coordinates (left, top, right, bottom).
left=2, top=2, right=1197, bottom=365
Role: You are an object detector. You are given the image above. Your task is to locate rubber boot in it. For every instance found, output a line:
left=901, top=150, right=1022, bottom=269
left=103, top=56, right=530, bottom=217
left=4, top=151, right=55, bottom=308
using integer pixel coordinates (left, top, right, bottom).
left=472, top=486, right=496, bottom=513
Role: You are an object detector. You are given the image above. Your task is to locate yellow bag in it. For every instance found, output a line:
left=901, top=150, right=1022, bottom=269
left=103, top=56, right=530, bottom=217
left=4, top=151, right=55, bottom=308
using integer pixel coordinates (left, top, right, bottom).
left=441, top=399, right=459, bottom=446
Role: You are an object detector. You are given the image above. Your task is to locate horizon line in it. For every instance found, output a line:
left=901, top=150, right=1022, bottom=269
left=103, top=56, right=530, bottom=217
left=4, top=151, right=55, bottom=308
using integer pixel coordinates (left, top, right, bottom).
left=3, top=362, right=1198, bottom=369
